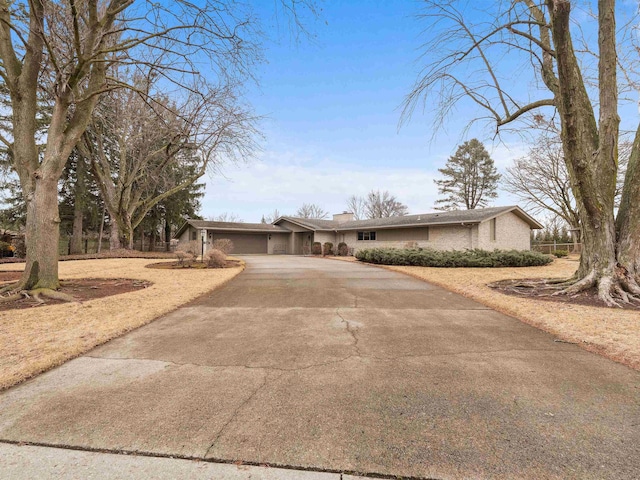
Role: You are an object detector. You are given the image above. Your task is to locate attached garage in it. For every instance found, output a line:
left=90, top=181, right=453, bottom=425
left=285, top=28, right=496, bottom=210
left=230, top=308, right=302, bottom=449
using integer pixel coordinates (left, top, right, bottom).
left=210, top=232, right=267, bottom=254
left=175, top=219, right=291, bottom=256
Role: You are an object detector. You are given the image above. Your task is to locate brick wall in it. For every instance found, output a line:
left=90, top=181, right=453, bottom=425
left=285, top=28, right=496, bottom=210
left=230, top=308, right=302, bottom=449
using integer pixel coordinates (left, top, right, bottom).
left=477, top=212, right=531, bottom=250
left=339, top=215, right=532, bottom=254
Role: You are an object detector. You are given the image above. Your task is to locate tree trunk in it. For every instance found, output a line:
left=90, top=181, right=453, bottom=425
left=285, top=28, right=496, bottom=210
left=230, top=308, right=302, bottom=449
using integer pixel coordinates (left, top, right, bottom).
left=149, top=230, right=156, bottom=251
left=545, top=0, right=635, bottom=305
left=125, top=215, right=134, bottom=250
left=70, top=205, right=83, bottom=255
left=165, top=220, right=171, bottom=252
left=110, top=220, right=122, bottom=250
left=97, top=206, right=106, bottom=253
left=616, top=125, right=640, bottom=291
left=69, top=157, right=85, bottom=254
left=21, top=176, right=61, bottom=290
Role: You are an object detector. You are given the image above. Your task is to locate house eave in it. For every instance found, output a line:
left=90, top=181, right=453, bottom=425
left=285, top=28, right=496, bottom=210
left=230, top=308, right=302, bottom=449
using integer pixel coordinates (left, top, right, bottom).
left=334, top=220, right=481, bottom=232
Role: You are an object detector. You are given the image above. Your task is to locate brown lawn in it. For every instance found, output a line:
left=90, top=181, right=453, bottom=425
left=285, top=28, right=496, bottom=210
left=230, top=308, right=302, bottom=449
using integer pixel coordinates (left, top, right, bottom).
left=0, top=258, right=243, bottom=390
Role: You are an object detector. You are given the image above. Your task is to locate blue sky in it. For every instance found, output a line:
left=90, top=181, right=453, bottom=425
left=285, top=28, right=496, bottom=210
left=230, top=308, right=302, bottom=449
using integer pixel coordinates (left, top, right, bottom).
left=200, top=0, right=636, bottom=222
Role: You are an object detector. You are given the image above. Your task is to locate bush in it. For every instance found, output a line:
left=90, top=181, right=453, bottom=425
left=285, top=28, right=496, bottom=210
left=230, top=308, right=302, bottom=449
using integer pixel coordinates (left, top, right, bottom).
left=337, top=242, right=349, bottom=256
left=311, top=242, right=322, bottom=255
left=552, top=249, right=569, bottom=258
left=205, top=248, right=227, bottom=268
left=323, top=242, right=334, bottom=256
left=355, top=247, right=553, bottom=268
left=212, top=238, right=234, bottom=255
left=175, top=250, right=195, bottom=266
left=179, top=240, right=201, bottom=256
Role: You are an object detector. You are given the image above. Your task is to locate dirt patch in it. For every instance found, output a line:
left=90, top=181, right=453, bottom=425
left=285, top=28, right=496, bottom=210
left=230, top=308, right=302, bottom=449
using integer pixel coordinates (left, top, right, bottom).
left=489, top=278, right=640, bottom=310
left=145, top=259, right=242, bottom=269
left=0, top=278, right=152, bottom=311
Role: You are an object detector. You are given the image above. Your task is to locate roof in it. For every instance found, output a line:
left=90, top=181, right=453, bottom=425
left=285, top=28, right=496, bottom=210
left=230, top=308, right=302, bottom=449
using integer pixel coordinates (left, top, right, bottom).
left=274, top=216, right=339, bottom=230
left=276, top=206, right=543, bottom=231
left=174, top=219, right=289, bottom=238
left=175, top=206, right=543, bottom=239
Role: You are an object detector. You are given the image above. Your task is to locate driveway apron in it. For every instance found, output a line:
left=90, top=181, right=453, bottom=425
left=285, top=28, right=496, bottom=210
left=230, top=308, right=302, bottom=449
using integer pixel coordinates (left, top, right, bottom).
left=0, top=256, right=638, bottom=479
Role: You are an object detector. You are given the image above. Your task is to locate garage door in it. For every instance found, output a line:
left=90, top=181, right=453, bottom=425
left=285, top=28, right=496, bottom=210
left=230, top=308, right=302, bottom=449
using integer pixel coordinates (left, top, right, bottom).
left=211, top=233, right=268, bottom=254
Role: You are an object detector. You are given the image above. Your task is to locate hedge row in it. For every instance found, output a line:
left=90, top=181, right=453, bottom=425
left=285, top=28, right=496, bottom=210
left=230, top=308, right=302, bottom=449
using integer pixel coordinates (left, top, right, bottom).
left=355, top=247, right=553, bottom=268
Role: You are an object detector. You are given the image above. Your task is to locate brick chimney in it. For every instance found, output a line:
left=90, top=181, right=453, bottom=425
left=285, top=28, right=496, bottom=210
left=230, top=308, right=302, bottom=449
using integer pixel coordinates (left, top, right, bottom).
left=333, top=212, right=355, bottom=223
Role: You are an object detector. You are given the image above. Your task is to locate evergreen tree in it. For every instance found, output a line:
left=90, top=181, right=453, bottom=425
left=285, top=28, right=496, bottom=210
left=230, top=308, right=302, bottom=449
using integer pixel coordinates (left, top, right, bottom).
left=434, top=139, right=501, bottom=210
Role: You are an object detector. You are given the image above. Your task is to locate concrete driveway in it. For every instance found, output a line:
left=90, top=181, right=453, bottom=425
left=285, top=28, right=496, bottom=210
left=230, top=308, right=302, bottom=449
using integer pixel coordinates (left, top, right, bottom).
left=0, top=255, right=638, bottom=479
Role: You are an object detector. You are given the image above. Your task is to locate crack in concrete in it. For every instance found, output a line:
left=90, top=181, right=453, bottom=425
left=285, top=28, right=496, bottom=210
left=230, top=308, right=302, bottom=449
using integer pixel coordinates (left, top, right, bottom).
left=202, top=370, right=275, bottom=458
left=83, top=354, right=355, bottom=373
left=84, top=340, right=573, bottom=373
left=336, top=308, right=363, bottom=357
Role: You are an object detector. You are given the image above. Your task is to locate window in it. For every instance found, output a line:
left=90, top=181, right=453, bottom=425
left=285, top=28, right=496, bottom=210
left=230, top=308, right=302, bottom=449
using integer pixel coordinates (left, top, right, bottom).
left=490, top=218, right=497, bottom=241
left=191, top=230, right=197, bottom=241
left=357, top=231, right=376, bottom=241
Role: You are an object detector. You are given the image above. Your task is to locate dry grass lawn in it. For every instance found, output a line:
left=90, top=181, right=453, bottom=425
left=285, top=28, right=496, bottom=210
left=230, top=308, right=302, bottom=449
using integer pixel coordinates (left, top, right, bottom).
left=0, top=258, right=243, bottom=390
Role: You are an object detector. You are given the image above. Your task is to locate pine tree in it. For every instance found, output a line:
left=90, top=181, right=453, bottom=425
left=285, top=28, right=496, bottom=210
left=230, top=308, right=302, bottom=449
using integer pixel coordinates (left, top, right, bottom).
left=434, top=139, right=501, bottom=210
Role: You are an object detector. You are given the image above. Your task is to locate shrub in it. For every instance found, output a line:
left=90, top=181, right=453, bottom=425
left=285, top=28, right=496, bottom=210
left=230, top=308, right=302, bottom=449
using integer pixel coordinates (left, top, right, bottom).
left=323, top=242, right=334, bottom=256
left=311, top=242, right=322, bottom=255
left=404, top=241, right=419, bottom=249
left=355, top=247, right=553, bottom=268
left=552, top=249, right=569, bottom=258
left=175, top=250, right=195, bottom=266
left=337, top=242, right=349, bottom=256
left=179, top=240, right=201, bottom=256
left=212, top=238, right=234, bottom=255
left=205, top=248, right=227, bottom=268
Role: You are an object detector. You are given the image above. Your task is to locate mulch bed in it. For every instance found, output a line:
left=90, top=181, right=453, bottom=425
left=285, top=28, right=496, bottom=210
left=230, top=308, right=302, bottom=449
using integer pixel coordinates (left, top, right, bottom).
left=489, top=278, right=640, bottom=310
left=145, top=259, right=242, bottom=270
left=0, top=271, right=22, bottom=283
left=0, top=278, right=152, bottom=311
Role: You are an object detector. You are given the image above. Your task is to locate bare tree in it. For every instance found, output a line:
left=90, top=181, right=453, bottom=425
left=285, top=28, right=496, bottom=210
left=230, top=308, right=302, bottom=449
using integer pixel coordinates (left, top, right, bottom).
left=348, top=190, right=408, bottom=219
left=346, top=195, right=367, bottom=220
left=82, top=72, right=256, bottom=250
left=505, top=133, right=630, bottom=240
left=366, top=190, right=409, bottom=218
left=295, top=203, right=329, bottom=219
left=262, top=209, right=282, bottom=223
left=0, top=0, right=317, bottom=297
left=434, top=138, right=500, bottom=210
left=210, top=213, right=243, bottom=223
left=0, top=1, right=261, bottom=295
left=503, top=136, right=580, bottom=236
left=403, top=1, right=640, bottom=306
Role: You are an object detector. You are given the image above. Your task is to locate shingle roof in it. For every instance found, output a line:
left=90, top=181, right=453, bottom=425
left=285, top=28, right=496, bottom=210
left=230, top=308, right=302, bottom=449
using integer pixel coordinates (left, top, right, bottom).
left=188, top=220, right=288, bottom=231
left=278, top=206, right=543, bottom=231
left=175, top=219, right=289, bottom=238
left=277, top=217, right=340, bottom=230
left=176, top=206, right=543, bottom=239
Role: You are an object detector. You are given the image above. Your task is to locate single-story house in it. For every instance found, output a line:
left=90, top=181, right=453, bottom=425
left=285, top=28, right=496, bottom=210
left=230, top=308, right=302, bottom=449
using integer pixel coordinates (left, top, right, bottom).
left=175, top=205, right=543, bottom=255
